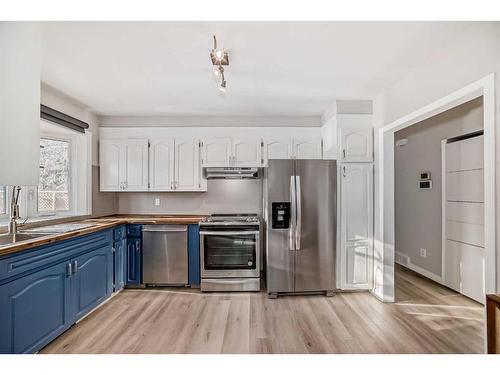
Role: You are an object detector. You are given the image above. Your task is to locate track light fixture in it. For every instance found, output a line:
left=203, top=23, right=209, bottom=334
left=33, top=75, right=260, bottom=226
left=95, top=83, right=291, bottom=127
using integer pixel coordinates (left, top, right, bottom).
left=210, top=35, right=229, bottom=92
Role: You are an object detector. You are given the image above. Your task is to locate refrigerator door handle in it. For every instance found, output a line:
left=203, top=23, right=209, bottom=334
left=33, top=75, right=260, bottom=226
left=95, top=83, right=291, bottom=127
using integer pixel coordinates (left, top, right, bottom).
left=295, top=175, right=302, bottom=250
left=289, top=175, right=296, bottom=250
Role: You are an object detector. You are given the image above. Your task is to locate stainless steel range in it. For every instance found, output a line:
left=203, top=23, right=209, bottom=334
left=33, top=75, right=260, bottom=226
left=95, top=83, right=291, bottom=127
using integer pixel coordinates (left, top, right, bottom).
left=199, top=213, right=261, bottom=292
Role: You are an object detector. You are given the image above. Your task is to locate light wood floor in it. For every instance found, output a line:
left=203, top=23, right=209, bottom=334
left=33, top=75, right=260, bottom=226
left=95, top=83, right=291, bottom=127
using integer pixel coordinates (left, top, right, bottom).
left=41, top=265, right=485, bottom=354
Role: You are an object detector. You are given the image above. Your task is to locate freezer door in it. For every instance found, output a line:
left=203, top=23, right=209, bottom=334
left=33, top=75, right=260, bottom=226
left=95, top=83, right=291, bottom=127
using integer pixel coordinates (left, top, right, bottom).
left=294, top=160, right=336, bottom=292
left=266, top=159, right=296, bottom=294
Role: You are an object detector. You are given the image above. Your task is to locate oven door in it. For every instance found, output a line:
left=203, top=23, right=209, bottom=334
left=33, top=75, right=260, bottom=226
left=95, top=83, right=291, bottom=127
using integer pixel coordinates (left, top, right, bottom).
left=200, top=230, right=260, bottom=278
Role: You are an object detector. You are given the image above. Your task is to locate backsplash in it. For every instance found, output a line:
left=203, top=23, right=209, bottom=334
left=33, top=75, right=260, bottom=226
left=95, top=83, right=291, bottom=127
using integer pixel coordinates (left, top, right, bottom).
left=117, top=179, right=262, bottom=215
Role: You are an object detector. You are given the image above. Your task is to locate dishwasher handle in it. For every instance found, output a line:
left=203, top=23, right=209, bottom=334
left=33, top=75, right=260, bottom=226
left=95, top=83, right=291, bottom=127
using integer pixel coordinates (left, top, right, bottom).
left=142, top=225, right=188, bottom=232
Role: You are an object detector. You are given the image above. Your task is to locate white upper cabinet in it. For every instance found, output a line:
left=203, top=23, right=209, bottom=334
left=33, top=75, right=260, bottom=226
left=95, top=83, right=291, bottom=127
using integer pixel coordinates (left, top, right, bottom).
left=149, top=138, right=175, bottom=191
left=339, top=163, right=373, bottom=290
left=175, top=138, right=205, bottom=191
left=202, top=138, right=232, bottom=167
left=339, top=126, right=373, bottom=162
left=263, top=137, right=292, bottom=162
left=100, top=139, right=122, bottom=191
left=100, top=139, right=148, bottom=191
left=123, top=139, right=149, bottom=191
left=232, top=138, right=264, bottom=167
left=293, top=138, right=322, bottom=159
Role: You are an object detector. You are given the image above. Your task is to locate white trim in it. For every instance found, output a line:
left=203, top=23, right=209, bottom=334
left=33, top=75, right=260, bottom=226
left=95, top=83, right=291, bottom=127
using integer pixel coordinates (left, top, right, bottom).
left=441, top=140, right=447, bottom=284
left=375, top=74, right=497, bottom=303
left=395, top=253, right=443, bottom=284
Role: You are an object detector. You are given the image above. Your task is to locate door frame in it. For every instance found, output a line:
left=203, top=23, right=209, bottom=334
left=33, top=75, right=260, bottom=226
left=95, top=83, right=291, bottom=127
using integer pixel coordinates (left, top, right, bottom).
left=375, top=73, right=496, bottom=303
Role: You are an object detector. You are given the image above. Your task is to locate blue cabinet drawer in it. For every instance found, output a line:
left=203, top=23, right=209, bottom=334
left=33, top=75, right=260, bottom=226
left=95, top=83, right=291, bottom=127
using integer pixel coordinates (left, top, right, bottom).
left=0, top=230, right=113, bottom=284
left=126, top=225, right=141, bottom=237
left=113, top=226, right=126, bottom=241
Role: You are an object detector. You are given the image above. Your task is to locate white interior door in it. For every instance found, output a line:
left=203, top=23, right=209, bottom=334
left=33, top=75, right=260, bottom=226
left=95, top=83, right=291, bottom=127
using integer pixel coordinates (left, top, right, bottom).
left=149, top=138, right=174, bottom=191
left=201, top=138, right=232, bottom=167
left=339, top=126, right=373, bottom=162
left=123, top=139, right=149, bottom=191
left=340, top=163, right=373, bottom=289
left=232, top=138, right=263, bottom=167
left=443, top=135, right=484, bottom=303
left=175, top=138, right=204, bottom=191
left=99, top=139, right=122, bottom=191
left=293, top=138, right=322, bottom=159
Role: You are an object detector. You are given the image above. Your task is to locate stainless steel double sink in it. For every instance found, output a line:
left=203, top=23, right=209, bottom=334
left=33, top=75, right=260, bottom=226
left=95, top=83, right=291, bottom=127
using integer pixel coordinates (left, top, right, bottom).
left=0, top=222, right=99, bottom=248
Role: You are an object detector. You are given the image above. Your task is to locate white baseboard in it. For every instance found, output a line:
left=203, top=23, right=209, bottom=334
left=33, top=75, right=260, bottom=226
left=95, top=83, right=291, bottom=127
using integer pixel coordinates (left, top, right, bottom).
left=395, top=252, right=443, bottom=284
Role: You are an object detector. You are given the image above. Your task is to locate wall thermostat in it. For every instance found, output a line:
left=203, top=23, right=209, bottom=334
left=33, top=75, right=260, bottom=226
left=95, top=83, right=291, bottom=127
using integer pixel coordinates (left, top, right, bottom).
left=419, top=171, right=431, bottom=180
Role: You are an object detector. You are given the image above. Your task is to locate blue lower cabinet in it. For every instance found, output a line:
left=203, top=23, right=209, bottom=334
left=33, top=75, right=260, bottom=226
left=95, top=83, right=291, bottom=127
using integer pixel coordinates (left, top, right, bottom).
left=0, top=261, right=72, bottom=354
left=0, top=229, right=114, bottom=353
left=126, top=237, right=142, bottom=285
left=71, top=245, right=113, bottom=322
left=188, top=224, right=201, bottom=286
left=113, top=239, right=126, bottom=291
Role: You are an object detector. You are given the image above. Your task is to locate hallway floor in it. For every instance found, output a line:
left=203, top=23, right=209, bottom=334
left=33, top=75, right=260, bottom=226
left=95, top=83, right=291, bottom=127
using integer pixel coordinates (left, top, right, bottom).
left=41, top=264, right=485, bottom=354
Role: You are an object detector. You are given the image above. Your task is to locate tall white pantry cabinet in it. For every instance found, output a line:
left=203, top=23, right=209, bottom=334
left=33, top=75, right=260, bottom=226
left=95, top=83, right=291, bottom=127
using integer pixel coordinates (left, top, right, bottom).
left=335, top=115, right=374, bottom=290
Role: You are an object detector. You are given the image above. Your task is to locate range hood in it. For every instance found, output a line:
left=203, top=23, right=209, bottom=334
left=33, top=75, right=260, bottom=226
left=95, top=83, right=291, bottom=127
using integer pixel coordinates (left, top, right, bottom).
left=204, top=167, right=259, bottom=179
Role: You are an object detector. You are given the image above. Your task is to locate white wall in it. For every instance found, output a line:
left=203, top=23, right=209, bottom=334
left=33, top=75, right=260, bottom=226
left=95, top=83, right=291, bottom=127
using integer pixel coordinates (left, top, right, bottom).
left=394, top=98, right=483, bottom=278
left=41, top=83, right=100, bottom=166
left=372, top=22, right=500, bottom=297
left=117, top=179, right=262, bottom=215
left=0, top=23, right=41, bottom=186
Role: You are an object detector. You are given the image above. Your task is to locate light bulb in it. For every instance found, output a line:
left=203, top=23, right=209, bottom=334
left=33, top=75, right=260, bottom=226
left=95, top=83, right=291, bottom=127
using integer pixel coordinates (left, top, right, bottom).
left=215, top=49, right=224, bottom=60
left=213, top=67, right=220, bottom=77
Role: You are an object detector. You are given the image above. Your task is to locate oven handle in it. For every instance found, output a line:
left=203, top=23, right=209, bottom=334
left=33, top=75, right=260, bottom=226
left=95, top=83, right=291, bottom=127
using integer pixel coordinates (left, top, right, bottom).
left=200, top=230, right=260, bottom=236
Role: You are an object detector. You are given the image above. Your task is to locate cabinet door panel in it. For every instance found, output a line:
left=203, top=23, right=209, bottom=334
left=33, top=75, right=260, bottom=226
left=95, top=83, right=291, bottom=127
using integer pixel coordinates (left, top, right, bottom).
left=340, top=164, right=373, bottom=290
left=149, top=138, right=175, bottom=191
left=202, top=138, right=232, bottom=167
left=339, top=127, right=373, bottom=162
left=342, top=164, right=372, bottom=242
left=100, top=139, right=122, bottom=191
left=0, top=262, right=71, bottom=353
left=114, top=239, right=126, bottom=291
left=232, top=138, right=262, bottom=167
left=263, top=138, right=292, bottom=163
left=126, top=238, right=142, bottom=285
left=176, top=138, right=202, bottom=191
left=345, top=243, right=370, bottom=288
left=71, top=246, right=113, bottom=321
left=124, top=139, right=149, bottom=191
left=293, top=138, right=322, bottom=159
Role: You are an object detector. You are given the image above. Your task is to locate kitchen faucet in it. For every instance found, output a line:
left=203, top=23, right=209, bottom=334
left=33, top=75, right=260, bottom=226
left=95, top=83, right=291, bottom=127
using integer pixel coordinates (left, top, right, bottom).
left=8, top=186, right=22, bottom=235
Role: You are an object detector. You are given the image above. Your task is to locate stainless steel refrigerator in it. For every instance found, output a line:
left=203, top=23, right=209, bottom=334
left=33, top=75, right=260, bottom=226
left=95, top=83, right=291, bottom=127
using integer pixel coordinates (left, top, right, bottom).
left=265, top=159, right=336, bottom=298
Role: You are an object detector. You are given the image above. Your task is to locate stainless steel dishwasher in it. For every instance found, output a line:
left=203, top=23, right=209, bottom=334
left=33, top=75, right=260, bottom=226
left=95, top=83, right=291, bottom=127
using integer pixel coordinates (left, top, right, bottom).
left=142, top=225, right=188, bottom=285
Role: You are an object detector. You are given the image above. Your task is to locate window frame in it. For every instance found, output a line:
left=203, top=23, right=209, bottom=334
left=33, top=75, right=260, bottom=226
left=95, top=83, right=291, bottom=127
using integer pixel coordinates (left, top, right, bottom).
left=0, top=186, right=8, bottom=220
left=35, top=136, right=73, bottom=217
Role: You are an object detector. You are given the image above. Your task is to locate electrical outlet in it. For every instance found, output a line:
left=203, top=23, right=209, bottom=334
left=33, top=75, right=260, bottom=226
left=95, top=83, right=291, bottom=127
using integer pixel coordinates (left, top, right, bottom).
left=154, top=198, right=160, bottom=206
left=419, top=248, right=427, bottom=258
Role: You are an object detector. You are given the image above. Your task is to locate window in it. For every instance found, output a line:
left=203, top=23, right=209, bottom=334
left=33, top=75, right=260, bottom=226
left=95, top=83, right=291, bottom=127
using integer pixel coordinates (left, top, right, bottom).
left=37, top=138, right=71, bottom=213
left=0, top=186, right=6, bottom=215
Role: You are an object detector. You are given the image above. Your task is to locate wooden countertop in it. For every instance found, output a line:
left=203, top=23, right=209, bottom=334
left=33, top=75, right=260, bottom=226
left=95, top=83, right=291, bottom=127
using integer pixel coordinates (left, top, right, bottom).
left=0, top=214, right=206, bottom=257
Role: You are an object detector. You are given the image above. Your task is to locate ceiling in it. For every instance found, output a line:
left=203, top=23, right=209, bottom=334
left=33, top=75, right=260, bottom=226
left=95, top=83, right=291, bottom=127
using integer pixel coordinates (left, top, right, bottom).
left=41, top=22, right=470, bottom=117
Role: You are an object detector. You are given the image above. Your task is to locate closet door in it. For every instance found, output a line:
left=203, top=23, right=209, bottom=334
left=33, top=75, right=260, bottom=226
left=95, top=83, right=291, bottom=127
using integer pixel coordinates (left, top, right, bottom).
left=149, top=138, right=175, bottom=191
left=340, top=163, right=373, bottom=289
left=443, top=135, right=484, bottom=303
left=123, top=139, right=149, bottom=191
